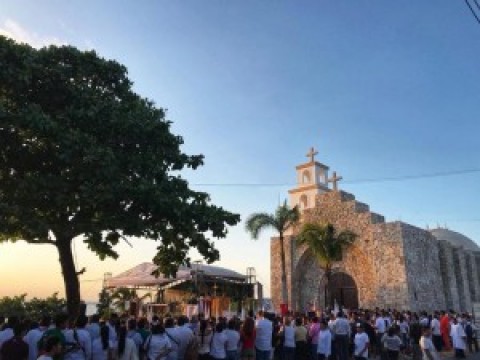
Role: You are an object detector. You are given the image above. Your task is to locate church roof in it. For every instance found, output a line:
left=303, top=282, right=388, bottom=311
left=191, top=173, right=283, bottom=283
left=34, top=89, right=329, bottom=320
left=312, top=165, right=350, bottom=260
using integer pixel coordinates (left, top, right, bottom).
left=430, top=228, right=480, bottom=252
left=105, top=262, right=246, bottom=288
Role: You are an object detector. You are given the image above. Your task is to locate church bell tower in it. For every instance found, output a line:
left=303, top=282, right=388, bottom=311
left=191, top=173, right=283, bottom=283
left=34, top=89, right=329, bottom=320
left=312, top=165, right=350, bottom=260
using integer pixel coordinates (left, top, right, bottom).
left=288, top=147, right=330, bottom=210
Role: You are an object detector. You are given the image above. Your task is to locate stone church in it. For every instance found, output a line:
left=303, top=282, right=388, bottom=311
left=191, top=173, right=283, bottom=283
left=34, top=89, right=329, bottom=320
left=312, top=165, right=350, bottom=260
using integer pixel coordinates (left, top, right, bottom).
left=270, top=148, right=480, bottom=312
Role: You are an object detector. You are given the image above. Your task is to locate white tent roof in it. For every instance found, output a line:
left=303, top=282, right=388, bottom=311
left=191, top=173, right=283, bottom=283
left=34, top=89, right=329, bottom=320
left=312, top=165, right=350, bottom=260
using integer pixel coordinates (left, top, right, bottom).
left=105, top=262, right=246, bottom=288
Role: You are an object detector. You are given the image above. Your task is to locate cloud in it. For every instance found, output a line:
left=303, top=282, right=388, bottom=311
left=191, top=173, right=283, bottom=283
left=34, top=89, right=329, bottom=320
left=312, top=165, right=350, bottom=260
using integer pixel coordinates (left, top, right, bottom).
left=0, top=18, right=65, bottom=48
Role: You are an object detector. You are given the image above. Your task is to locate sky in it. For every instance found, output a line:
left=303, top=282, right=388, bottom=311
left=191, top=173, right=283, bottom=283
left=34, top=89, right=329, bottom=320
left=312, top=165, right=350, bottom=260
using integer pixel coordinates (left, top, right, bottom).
left=0, top=0, right=479, bottom=302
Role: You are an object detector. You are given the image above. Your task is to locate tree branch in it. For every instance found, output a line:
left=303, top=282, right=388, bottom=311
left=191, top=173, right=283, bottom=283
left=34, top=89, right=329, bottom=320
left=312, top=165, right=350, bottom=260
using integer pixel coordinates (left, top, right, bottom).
left=28, top=239, right=56, bottom=245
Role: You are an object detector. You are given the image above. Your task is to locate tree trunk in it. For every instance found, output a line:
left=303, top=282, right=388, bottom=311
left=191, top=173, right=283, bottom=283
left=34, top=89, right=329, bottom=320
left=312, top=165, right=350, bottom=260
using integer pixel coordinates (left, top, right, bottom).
left=325, top=269, right=331, bottom=309
left=279, top=233, right=289, bottom=309
left=56, top=237, right=81, bottom=317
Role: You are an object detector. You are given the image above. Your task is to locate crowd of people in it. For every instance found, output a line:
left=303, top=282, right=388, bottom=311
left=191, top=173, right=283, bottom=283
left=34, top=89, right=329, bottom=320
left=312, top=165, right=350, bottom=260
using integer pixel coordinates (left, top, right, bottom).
left=0, top=308, right=478, bottom=360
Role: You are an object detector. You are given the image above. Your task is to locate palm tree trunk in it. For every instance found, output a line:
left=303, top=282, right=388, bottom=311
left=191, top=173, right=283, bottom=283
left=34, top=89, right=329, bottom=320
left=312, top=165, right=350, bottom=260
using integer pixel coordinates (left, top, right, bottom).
left=279, top=233, right=288, bottom=309
left=325, top=269, right=331, bottom=309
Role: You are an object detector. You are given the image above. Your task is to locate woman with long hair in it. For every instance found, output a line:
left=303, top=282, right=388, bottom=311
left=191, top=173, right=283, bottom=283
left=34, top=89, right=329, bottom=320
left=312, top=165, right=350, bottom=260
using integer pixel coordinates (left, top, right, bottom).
left=115, top=324, right=139, bottom=360
left=197, top=319, right=213, bottom=360
left=240, top=317, right=256, bottom=360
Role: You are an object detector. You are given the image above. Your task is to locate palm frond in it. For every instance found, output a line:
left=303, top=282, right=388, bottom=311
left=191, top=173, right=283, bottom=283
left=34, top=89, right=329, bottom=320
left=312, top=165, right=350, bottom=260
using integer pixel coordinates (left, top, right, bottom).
left=245, top=213, right=277, bottom=239
left=297, top=222, right=356, bottom=270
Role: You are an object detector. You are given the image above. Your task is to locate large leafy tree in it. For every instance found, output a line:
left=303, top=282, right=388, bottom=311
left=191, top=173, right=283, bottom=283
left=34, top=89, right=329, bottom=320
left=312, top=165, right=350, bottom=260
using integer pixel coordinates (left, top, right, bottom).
left=296, top=223, right=356, bottom=308
left=245, top=201, right=299, bottom=308
left=0, top=36, right=240, bottom=316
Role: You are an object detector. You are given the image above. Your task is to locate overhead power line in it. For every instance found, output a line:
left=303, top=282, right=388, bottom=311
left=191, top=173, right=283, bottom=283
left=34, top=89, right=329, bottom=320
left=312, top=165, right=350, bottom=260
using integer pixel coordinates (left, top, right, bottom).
left=465, top=0, right=480, bottom=24
left=191, top=167, right=480, bottom=187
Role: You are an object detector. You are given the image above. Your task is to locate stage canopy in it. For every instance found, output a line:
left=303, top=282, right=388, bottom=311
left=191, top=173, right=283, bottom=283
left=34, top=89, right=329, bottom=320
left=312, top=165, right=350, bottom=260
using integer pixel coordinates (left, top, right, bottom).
left=105, top=262, right=247, bottom=288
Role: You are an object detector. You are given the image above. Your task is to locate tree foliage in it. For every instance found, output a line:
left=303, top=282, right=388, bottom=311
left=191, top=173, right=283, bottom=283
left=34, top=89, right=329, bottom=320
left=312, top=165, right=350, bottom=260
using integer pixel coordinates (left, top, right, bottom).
left=296, top=223, right=356, bottom=272
left=0, top=36, right=240, bottom=315
left=296, top=222, right=356, bottom=307
left=96, top=288, right=112, bottom=318
left=0, top=293, right=66, bottom=319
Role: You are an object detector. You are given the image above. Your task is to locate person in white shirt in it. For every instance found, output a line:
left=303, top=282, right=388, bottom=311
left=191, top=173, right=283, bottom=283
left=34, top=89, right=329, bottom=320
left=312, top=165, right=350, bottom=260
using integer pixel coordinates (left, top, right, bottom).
left=420, top=326, right=439, bottom=360
left=255, top=311, right=272, bottom=360
left=375, top=312, right=386, bottom=353
left=164, top=318, right=180, bottom=360
left=63, top=315, right=92, bottom=360
left=354, top=323, right=369, bottom=360
left=0, top=317, right=17, bottom=351
left=399, top=316, right=409, bottom=349
left=86, top=314, right=101, bottom=343
left=127, top=319, right=143, bottom=353
left=225, top=319, right=240, bottom=360
left=334, top=312, right=350, bottom=360
left=197, top=320, right=213, bottom=360
left=450, top=317, right=467, bottom=359
left=281, top=318, right=295, bottom=360
left=24, top=316, right=50, bottom=360
left=316, top=320, right=332, bottom=360
left=430, top=313, right=442, bottom=352
left=92, top=324, right=113, bottom=360
left=144, top=323, right=172, bottom=360
left=114, top=326, right=139, bottom=360
left=177, top=316, right=195, bottom=360
left=210, top=323, right=228, bottom=360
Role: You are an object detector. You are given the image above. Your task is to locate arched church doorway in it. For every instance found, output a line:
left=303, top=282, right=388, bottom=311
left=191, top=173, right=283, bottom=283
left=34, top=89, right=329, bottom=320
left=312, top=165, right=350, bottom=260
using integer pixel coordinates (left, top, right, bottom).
left=328, top=272, right=358, bottom=309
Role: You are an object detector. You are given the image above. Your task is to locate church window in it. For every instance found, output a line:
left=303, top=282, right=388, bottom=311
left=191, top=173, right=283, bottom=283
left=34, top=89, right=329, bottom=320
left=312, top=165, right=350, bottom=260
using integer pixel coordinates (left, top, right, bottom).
left=300, top=194, right=308, bottom=209
left=302, top=170, right=311, bottom=184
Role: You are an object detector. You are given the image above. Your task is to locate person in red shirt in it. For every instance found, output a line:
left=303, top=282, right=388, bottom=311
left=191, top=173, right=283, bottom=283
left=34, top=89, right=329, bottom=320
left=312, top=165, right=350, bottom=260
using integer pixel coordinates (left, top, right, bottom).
left=440, top=311, right=451, bottom=351
left=0, top=324, right=28, bottom=360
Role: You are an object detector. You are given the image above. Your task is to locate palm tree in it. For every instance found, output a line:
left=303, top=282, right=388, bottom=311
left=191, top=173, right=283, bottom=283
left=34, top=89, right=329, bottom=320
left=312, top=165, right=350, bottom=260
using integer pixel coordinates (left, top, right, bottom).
left=296, top=223, right=356, bottom=308
left=110, top=287, right=137, bottom=313
left=245, top=200, right=299, bottom=308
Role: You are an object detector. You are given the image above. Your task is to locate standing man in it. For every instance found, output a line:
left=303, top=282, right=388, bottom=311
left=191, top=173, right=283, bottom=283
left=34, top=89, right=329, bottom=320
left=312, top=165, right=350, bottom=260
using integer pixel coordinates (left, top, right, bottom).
left=375, top=312, right=386, bottom=356
left=430, top=313, right=442, bottom=352
left=450, top=317, right=467, bottom=359
left=255, top=311, right=272, bottom=360
left=334, top=312, right=351, bottom=360
left=353, top=323, right=369, bottom=360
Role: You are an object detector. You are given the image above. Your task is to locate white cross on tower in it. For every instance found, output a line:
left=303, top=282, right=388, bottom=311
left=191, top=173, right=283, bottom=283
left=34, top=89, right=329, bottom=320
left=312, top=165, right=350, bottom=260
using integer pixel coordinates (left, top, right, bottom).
left=328, top=171, right=343, bottom=191
left=306, top=147, right=318, bottom=163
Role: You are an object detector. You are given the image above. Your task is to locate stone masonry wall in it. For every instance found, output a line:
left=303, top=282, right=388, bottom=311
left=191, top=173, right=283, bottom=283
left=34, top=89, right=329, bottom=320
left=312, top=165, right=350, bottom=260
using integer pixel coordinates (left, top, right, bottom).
left=455, top=248, right=472, bottom=311
left=371, top=222, right=410, bottom=310
left=401, top=223, right=446, bottom=311
left=466, top=252, right=480, bottom=303
left=438, top=241, right=460, bottom=310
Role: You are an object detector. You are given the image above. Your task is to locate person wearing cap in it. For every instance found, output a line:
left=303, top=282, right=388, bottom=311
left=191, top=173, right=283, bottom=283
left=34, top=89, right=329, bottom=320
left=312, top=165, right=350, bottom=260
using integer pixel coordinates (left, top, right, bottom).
left=316, top=320, right=331, bottom=360
left=353, top=323, right=369, bottom=360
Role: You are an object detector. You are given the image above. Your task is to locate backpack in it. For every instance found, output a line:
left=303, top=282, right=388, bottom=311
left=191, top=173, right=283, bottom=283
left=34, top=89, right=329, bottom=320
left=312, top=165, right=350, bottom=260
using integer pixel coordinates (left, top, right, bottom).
left=37, top=328, right=56, bottom=354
